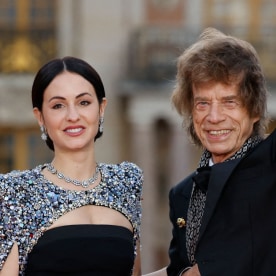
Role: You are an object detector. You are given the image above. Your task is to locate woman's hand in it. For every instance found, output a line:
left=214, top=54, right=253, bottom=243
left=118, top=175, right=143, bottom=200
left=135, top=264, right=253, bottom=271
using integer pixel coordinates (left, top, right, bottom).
left=182, top=264, right=200, bottom=276
left=142, top=267, right=167, bottom=275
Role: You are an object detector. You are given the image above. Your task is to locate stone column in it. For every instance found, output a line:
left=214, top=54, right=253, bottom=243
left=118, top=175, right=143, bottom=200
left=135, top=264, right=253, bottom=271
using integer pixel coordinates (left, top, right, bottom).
left=130, top=121, right=158, bottom=273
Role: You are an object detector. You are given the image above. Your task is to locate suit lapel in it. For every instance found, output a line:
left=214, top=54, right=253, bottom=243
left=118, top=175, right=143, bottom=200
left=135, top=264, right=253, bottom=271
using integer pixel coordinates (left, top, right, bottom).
left=179, top=173, right=195, bottom=218
left=197, top=158, right=241, bottom=242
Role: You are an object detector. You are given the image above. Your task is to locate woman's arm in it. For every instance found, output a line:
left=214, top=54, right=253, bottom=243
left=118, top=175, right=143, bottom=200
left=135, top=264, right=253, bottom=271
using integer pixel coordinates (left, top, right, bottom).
left=0, top=243, right=19, bottom=276
left=132, top=241, right=142, bottom=276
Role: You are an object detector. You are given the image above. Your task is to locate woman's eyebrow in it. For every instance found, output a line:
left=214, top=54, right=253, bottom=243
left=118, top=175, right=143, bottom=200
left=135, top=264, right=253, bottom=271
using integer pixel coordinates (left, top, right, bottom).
left=76, top=92, right=93, bottom=99
left=48, top=92, right=93, bottom=102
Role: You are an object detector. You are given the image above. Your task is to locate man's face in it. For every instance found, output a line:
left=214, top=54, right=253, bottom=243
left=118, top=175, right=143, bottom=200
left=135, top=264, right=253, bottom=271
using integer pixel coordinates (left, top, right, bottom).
left=192, top=82, right=260, bottom=163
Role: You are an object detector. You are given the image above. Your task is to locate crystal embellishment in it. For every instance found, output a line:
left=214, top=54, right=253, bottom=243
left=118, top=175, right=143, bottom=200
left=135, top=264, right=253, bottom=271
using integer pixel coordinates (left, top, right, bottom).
left=0, top=162, right=143, bottom=275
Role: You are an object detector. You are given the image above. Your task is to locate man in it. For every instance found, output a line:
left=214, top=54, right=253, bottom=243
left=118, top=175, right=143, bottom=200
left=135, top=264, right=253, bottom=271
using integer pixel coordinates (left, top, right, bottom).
left=167, top=28, right=276, bottom=276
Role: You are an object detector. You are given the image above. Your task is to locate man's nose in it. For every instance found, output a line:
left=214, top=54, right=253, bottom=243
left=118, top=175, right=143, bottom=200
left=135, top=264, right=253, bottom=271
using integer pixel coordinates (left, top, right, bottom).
left=206, top=102, right=225, bottom=123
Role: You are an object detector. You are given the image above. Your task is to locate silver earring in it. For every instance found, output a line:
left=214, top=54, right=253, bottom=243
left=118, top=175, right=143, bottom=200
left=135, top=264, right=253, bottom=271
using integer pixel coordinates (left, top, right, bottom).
left=99, top=117, right=104, bottom=133
left=40, top=125, right=47, bottom=141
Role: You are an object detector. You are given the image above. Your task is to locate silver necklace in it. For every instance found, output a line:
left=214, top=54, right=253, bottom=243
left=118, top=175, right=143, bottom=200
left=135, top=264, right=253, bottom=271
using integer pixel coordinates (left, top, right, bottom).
left=45, top=163, right=100, bottom=188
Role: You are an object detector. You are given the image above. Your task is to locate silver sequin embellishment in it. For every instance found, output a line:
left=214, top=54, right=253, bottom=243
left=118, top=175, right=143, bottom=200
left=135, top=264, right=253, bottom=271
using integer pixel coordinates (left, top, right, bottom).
left=0, top=162, right=143, bottom=275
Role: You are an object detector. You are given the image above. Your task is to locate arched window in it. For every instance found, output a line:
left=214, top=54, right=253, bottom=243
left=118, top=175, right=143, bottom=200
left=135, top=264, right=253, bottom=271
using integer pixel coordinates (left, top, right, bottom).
left=0, top=0, right=56, bottom=73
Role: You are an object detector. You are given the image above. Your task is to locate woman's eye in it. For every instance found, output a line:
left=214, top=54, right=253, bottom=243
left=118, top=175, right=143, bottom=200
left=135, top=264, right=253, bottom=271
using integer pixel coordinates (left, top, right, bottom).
left=52, top=103, right=63, bottom=109
left=80, top=100, right=91, bottom=106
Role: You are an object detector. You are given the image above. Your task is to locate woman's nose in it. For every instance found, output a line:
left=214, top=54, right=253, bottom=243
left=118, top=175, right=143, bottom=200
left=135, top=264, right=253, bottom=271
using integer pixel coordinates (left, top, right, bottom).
left=66, top=106, right=80, bottom=121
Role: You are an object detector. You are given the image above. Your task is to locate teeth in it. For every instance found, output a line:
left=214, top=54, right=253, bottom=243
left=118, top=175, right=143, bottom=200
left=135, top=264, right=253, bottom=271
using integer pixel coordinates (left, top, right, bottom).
left=66, top=128, right=82, bottom=133
left=209, top=130, right=230, bottom=135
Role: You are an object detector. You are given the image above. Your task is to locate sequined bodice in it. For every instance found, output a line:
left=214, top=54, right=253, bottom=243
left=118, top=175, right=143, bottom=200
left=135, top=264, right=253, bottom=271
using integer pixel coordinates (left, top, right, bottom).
left=0, top=161, right=143, bottom=275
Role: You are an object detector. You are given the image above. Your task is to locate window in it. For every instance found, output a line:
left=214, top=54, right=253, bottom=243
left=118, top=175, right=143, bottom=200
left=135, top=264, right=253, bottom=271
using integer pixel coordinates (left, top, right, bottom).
left=0, top=0, right=56, bottom=73
left=0, top=128, right=53, bottom=173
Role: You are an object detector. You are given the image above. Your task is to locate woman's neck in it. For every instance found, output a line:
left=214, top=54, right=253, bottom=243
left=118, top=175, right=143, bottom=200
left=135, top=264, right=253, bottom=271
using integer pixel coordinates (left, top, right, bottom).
left=51, top=150, right=97, bottom=180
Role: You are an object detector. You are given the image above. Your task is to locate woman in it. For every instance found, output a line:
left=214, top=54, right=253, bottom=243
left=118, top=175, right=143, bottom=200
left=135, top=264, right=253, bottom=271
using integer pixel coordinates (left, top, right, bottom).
left=0, top=57, right=143, bottom=275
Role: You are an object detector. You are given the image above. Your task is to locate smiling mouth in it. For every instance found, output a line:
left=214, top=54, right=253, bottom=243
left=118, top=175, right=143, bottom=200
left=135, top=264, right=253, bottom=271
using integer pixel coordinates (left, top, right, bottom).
left=65, top=128, right=83, bottom=133
left=209, top=130, right=230, bottom=136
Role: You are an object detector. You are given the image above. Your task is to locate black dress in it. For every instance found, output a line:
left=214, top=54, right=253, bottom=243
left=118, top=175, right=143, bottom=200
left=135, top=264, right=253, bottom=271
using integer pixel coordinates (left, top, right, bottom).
left=25, top=225, right=135, bottom=276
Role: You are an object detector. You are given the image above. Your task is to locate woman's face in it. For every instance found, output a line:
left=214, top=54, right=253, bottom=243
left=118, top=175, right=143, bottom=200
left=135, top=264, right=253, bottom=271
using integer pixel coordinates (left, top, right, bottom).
left=33, top=71, right=107, bottom=153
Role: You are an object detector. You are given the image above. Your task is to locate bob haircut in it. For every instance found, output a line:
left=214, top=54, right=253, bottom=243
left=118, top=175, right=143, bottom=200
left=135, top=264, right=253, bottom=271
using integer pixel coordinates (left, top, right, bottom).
left=32, top=56, right=106, bottom=151
left=172, top=27, right=269, bottom=147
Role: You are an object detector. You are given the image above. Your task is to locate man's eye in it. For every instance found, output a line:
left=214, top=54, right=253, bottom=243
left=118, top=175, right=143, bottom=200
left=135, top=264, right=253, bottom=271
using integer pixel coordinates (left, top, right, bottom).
left=223, top=100, right=238, bottom=108
left=195, top=101, right=209, bottom=109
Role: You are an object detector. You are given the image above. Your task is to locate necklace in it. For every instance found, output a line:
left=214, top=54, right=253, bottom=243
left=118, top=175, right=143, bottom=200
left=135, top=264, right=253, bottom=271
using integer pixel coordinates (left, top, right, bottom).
left=45, top=163, right=100, bottom=188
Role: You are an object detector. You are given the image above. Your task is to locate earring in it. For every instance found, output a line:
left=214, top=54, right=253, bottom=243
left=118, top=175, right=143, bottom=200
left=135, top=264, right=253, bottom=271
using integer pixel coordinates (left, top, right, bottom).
left=40, top=125, right=47, bottom=141
left=99, top=117, right=104, bottom=133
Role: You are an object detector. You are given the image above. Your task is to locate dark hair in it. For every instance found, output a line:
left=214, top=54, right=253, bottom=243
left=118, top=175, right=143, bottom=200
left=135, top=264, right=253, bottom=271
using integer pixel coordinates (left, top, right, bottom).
left=32, top=56, right=106, bottom=151
left=172, top=28, right=269, bottom=146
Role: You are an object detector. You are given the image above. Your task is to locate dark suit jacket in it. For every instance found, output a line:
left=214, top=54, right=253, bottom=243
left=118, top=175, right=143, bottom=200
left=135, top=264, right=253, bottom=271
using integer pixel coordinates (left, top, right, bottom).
left=167, top=128, right=276, bottom=276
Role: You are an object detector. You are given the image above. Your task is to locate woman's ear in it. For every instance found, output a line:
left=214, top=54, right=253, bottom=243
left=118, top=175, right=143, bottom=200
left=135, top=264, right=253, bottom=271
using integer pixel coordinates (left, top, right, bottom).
left=100, top=98, right=107, bottom=117
left=33, top=107, right=44, bottom=126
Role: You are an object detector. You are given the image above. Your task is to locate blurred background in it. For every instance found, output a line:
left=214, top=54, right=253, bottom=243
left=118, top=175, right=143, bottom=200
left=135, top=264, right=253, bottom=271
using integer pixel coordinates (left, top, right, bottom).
left=0, top=0, right=275, bottom=273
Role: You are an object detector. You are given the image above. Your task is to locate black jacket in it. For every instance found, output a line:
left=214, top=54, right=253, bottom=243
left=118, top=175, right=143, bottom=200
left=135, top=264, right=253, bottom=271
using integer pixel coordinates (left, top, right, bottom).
left=167, top=128, right=276, bottom=276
